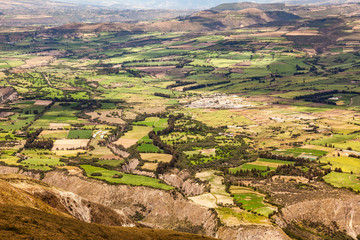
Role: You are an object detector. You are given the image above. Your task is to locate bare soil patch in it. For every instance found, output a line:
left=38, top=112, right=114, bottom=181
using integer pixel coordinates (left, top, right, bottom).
left=86, top=110, right=125, bottom=124
left=52, top=139, right=89, bottom=150
left=140, top=153, right=172, bottom=163
left=141, top=162, right=158, bottom=171
left=113, top=139, right=138, bottom=149
left=34, top=100, right=52, bottom=106
left=49, top=123, right=70, bottom=130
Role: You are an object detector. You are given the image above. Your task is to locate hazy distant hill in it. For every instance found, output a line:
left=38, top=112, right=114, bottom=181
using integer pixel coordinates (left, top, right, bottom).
left=0, top=0, right=194, bottom=27
left=50, top=0, right=360, bottom=9
left=211, top=2, right=288, bottom=11
left=285, top=0, right=360, bottom=4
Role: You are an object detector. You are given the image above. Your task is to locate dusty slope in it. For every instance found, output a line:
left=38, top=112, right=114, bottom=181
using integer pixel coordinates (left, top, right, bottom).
left=0, top=166, right=292, bottom=240
left=0, top=205, right=217, bottom=240
left=278, top=198, right=360, bottom=239
left=49, top=8, right=299, bottom=33
left=42, top=170, right=219, bottom=236
left=0, top=174, right=136, bottom=227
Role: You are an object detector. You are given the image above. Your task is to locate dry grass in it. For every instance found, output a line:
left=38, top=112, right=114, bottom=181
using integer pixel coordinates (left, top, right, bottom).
left=86, top=110, right=126, bottom=124
left=57, top=166, right=83, bottom=176
left=39, top=130, right=68, bottom=138
left=140, top=153, right=172, bottom=163
left=189, top=193, right=217, bottom=208
left=114, top=139, right=139, bottom=149
left=141, top=162, right=158, bottom=171
left=52, top=139, right=89, bottom=150
left=34, top=100, right=52, bottom=106
left=49, top=123, right=70, bottom=129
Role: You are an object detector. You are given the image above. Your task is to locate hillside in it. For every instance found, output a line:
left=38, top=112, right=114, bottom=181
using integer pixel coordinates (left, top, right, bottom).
left=0, top=0, right=194, bottom=27
left=44, top=7, right=300, bottom=33
left=0, top=205, right=217, bottom=240
left=211, top=2, right=288, bottom=11
left=0, top=173, right=216, bottom=240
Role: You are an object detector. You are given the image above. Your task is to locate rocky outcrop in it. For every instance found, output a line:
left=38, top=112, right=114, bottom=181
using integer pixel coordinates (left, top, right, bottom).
left=277, top=198, right=360, bottom=239
left=0, top=166, right=40, bottom=179
left=0, top=87, right=18, bottom=103
left=218, top=225, right=291, bottom=240
left=107, top=143, right=130, bottom=158
left=159, top=169, right=209, bottom=196
left=122, top=158, right=140, bottom=173
left=0, top=173, right=136, bottom=227
left=133, top=169, right=156, bottom=178
left=42, top=170, right=219, bottom=237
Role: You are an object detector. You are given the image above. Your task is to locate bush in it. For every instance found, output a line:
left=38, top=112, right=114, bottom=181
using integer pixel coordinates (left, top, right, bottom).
left=112, top=174, right=123, bottom=179
left=91, top=172, right=102, bottom=177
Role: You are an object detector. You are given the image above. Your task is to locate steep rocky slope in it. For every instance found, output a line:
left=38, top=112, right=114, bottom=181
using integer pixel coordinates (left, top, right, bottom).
left=251, top=176, right=360, bottom=239
left=0, top=166, right=291, bottom=239
left=42, top=170, right=219, bottom=236
left=0, top=205, right=217, bottom=240
left=277, top=198, right=360, bottom=239
left=218, top=225, right=290, bottom=240
left=0, top=174, right=136, bottom=227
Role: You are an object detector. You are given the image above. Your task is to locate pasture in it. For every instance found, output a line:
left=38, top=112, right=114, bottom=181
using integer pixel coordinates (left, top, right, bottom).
left=323, top=172, right=360, bottom=192
left=114, top=126, right=152, bottom=148
left=67, top=130, right=93, bottom=139
left=81, top=165, right=173, bottom=190
left=230, top=158, right=294, bottom=173
left=321, top=156, right=360, bottom=174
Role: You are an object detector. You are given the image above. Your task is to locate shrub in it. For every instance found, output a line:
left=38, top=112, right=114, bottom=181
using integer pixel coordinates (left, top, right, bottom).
left=112, top=174, right=123, bottom=179
left=91, top=172, right=102, bottom=177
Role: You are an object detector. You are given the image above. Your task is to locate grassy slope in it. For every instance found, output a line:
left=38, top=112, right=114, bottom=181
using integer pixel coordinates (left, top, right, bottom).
left=0, top=205, right=217, bottom=240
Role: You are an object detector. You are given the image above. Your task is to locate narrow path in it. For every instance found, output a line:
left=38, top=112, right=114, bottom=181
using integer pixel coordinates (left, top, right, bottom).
left=349, top=97, right=354, bottom=106
left=42, top=73, right=53, bottom=87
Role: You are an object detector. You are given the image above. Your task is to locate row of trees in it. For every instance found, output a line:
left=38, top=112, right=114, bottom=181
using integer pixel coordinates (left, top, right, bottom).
left=183, top=80, right=231, bottom=91
left=166, top=80, right=196, bottom=89
left=24, top=129, right=54, bottom=150
left=228, top=164, right=332, bottom=181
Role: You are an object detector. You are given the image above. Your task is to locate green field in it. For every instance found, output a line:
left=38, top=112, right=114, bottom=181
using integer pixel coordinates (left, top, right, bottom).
left=321, top=156, right=360, bottom=174
left=134, top=117, right=168, bottom=132
left=233, top=193, right=275, bottom=217
left=120, top=126, right=153, bottom=140
left=311, top=134, right=360, bottom=146
left=230, top=158, right=294, bottom=173
left=137, top=143, right=161, bottom=153
left=216, top=207, right=267, bottom=224
left=20, top=150, right=64, bottom=170
left=81, top=165, right=173, bottom=190
left=67, top=130, right=93, bottom=139
left=97, top=159, right=124, bottom=167
left=274, top=148, right=327, bottom=157
left=323, top=172, right=360, bottom=192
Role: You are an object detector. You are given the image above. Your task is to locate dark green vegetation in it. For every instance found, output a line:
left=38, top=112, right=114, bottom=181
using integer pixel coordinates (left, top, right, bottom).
left=67, top=129, right=93, bottom=139
left=81, top=165, right=173, bottom=190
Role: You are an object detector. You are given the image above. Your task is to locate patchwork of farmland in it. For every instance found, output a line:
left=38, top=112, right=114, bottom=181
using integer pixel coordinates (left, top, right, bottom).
left=2, top=3, right=360, bottom=238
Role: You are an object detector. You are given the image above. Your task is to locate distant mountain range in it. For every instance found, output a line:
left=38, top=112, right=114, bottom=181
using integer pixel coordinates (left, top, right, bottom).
left=1, top=0, right=360, bottom=27
left=52, top=0, right=360, bottom=9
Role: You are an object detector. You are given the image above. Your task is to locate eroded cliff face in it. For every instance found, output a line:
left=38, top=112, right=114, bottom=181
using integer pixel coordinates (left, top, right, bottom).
left=42, top=170, right=219, bottom=237
left=0, top=173, right=136, bottom=227
left=277, top=198, right=360, bottom=239
left=217, top=225, right=291, bottom=240
left=4, top=166, right=359, bottom=240
left=159, top=169, right=209, bottom=196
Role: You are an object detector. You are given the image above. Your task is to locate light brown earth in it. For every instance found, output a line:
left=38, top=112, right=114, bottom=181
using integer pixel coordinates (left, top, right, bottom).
left=52, top=139, right=89, bottom=150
